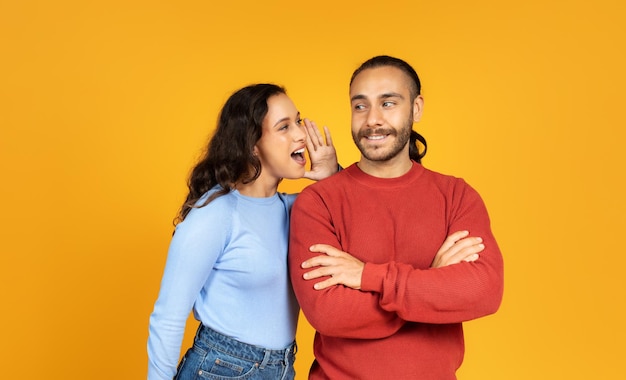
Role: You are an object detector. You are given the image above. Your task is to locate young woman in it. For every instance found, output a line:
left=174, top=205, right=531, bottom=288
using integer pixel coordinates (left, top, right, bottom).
left=147, top=84, right=338, bottom=380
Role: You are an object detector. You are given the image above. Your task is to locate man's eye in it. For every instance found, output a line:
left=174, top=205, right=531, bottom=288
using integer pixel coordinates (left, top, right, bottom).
left=382, top=101, right=394, bottom=107
left=354, top=104, right=365, bottom=110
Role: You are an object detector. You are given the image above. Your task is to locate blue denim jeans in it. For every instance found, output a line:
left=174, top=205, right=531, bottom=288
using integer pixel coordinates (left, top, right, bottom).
left=174, top=324, right=296, bottom=380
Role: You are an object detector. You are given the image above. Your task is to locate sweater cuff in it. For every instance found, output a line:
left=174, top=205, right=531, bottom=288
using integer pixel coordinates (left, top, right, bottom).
left=360, top=262, right=388, bottom=293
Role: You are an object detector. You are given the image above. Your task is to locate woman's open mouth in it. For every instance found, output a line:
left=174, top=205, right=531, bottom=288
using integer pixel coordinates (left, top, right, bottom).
left=291, top=148, right=306, bottom=164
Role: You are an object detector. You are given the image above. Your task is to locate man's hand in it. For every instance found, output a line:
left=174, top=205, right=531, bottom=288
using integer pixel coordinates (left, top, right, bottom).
left=302, top=231, right=483, bottom=291
left=302, top=119, right=338, bottom=181
left=431, top=230, right=484, bottom=268
left=301, top=244, right=364, bottom=290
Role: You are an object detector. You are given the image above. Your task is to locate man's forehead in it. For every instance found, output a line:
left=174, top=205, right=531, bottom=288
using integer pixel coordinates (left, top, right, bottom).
left=350, top=66, right=412, bottom=97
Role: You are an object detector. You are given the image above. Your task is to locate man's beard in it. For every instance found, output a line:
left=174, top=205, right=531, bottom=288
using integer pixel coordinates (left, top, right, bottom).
left=352, top=114, right=413, bottom=162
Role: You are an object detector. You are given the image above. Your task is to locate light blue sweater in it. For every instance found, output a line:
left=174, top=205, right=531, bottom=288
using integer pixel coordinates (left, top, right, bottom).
left=147, top=188, right=299, bottom=380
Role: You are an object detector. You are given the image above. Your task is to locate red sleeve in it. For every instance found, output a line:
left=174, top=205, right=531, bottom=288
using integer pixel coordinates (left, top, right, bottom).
left=289, top=189, right=405, bottom=339
left=360, top=183, right=504, bottom=324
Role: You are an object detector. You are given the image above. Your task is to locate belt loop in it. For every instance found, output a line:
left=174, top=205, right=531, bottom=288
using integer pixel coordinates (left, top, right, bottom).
left=259, top=349, right=271, bottom=369
left=283, top=346, right=290, bottom=364
left=284, top=341, right=295, bottom=364
left=194, top=323, right=203, bottom=340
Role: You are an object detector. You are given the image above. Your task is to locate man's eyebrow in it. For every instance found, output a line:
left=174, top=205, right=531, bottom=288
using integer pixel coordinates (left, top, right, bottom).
left=380, top=92, right=404, bottom=99
left=350, top=92, right=405, bottom=102
left=350, top=94, right=367, bottom=102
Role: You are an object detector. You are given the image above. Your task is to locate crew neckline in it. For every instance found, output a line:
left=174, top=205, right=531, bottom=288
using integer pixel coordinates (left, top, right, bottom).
left=345, top=161, right=425, bottom=188
left=231, top=189, right=280, bottom=204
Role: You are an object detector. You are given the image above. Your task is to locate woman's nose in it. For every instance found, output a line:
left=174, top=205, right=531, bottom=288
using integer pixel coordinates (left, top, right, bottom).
left=293, top=123, right=306, bottom=142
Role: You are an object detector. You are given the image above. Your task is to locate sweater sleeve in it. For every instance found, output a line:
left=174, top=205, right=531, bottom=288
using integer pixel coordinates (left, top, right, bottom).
left=289, top=190, right=405, bottom=339
left=360, top=182, right=504, bottom=324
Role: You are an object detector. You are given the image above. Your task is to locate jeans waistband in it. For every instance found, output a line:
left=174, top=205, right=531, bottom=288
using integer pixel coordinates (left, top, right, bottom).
left=194, top=324, right=297, bottom=367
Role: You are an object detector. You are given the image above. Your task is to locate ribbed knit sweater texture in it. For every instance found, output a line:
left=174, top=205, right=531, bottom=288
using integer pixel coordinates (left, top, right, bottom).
left=289, top=162, right=504, bottom=380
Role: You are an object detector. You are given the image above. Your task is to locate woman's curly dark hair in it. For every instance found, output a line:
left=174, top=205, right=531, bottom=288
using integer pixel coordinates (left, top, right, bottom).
left=175, top=83, right=285, bottom=225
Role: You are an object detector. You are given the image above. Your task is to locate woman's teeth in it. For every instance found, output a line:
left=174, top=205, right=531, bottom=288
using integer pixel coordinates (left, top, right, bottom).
left=291, top=148, right=305, bottom=162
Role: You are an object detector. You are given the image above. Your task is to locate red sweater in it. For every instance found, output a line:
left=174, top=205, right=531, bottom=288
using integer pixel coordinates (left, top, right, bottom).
left=289, top=162, right=504, bottom=380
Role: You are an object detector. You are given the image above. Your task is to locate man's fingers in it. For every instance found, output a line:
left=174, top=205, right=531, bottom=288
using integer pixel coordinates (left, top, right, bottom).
left=445, top=242, right=485, bottom=265
left=432, top=234, right=485, bottom=268
left=443, top=237, right=483, bottom=257
left=448, top=230, right=470, bottom=241
left=453, top=237, right=483, bottom=251
left=437, top=230, right=469, bottom=254
left=312, top=278, right=336, bottom=290
left=301, top=256, right=328, bottom=269
left=301, top=252, right=340, bottom=269
left=303, top=267, right=331, bottom=280
left=309, top=244, right=342, bottom=256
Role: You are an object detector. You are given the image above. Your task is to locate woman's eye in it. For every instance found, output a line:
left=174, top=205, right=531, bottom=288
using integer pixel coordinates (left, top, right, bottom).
left=296, top=118, right=303, bottom=125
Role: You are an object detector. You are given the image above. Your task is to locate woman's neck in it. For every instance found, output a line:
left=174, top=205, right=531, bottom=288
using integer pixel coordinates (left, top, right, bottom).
left=234, top=174, right=279, bottom=198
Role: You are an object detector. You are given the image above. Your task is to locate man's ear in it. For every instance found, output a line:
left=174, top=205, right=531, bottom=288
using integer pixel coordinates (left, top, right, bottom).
left=413, top=95, right=424, bottom=122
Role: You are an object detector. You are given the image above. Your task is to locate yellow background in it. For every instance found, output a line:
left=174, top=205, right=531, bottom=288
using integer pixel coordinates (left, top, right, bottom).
left=1, top=0, right=625, bottom=378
